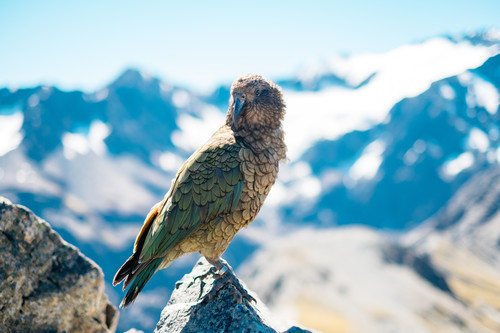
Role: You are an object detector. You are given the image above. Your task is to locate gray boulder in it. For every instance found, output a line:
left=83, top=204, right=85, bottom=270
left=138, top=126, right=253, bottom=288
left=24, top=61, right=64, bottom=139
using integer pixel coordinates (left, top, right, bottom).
left=154, top=257, right=310, bottom=333
left=0, top=197, right=118, bottom=333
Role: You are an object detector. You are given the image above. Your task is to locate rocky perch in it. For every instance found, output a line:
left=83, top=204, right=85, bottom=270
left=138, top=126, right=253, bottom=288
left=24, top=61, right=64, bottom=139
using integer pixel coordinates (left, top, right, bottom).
left=0, top=196, right=308, bottom=333
left=0, top=197, right=118, bottom=332
left=154, top=258, right=309, bottom=333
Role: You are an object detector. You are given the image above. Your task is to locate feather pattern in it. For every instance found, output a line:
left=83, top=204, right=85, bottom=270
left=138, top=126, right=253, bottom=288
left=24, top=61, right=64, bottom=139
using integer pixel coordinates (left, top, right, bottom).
left=114, top=74, right=286, bottom=308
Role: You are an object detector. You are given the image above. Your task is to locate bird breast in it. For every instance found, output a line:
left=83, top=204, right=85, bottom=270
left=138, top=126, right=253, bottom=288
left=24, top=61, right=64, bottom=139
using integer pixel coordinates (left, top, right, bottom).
left=237, top=147, right=280, bottom=226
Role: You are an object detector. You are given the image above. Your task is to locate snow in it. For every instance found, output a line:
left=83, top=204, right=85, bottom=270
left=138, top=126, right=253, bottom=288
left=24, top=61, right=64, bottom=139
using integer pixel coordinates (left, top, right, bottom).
left=441, top=152, right=474, bottom=178
left=485, top=29, right=500, bottom=42
left=349, top=140, right=385, bottom=181
left=28, top=94, right=39, bottom=107
left=283, top=38, right=496, bottom=159
left=44, top=206, right=142, bottom=251
left=439, top=84, right=456, bottom=100
left=95, top=88, right=109, bottom=101
left=172, top=90, right=190, bottom=108
left=49, top=151, right=165, bottom=215
left=266, top=162, right=321, bottom=206
left=62, top=120, right=111, bottom=159
left=31, top=147, right=174, bottom=248
left=157, top=151, right=185, bottom=173
left=463, top=72, right=500, bottom=114
left=171, top=105, right=225, bottom=152
left=468, top=127, right=490, bottom=152
left=0, top=149, right=62, bottom=196
left=470, top=74, right=499, bottom=114
left=0, top=111, right=24, bottom=156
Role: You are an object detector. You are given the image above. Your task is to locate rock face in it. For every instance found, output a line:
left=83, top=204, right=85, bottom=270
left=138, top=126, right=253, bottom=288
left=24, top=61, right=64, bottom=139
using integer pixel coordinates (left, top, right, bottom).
left=154, top=258, right=310, bottom=333
left=0, top=197, right=118, bottom=332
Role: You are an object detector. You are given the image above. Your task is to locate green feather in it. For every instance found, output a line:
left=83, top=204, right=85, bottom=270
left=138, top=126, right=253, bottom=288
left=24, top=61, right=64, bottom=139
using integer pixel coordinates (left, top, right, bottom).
left=138, top=139, right=244, bottom=261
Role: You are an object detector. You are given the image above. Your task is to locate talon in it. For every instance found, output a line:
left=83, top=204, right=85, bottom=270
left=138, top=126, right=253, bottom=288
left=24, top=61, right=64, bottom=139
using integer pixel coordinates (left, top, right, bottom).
left=193, top=267, right=215, bottom=284
left=201, top=258, right=256, bottom=304
left=209, top=266, right=220, bottom=276
left=231, top=285, right=243, bottom=304
left=202, top=270, right=256, bottom=304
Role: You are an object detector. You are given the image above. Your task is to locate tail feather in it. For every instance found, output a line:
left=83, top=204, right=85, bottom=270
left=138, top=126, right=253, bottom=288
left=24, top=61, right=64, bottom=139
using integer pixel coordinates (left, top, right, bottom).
left=120, top=258, right=163, bottom=308
left=113, top=252, right=140, bottom=287
left=114, top=201, right=163, bottom=307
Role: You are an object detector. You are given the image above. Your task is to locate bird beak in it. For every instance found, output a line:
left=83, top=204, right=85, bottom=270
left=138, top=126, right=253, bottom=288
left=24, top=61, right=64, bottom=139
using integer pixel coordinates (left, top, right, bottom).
left=232, top=97, right=244, bottom=128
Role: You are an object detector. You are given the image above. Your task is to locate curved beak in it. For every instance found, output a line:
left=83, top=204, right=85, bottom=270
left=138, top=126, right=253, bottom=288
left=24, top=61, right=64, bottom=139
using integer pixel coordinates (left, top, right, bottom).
left=232, top=97, right=244, bottom=128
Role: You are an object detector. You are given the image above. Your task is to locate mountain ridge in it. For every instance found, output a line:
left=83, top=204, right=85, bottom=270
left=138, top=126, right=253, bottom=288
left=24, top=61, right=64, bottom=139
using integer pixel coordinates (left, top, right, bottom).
left=1, top=31, right=499, bottom=332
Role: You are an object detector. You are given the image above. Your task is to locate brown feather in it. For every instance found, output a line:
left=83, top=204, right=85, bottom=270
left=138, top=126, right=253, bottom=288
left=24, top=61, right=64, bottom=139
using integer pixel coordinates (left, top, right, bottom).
left=113, top=74, right=287, bottom=307
left=112, top=202, right=161, bottom=286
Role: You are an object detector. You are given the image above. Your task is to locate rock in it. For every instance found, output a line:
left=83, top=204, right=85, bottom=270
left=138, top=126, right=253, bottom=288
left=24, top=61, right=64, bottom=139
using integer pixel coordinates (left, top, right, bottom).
left=0, top=197, right=118, bottom=332
left=154, top=258, right=311, bottom=333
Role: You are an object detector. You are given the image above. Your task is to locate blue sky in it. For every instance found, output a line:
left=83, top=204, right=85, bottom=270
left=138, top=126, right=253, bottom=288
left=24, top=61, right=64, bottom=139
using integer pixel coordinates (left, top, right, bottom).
left=1, top=0, right=499, bottom=92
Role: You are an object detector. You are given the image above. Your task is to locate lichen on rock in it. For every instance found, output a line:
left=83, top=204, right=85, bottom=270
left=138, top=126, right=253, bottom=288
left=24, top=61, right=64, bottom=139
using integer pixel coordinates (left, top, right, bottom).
left=0, top=197, right=118, bottom=332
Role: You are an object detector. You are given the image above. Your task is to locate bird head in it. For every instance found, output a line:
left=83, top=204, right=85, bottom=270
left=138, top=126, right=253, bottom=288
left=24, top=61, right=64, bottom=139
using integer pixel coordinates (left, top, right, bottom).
left=226, top=74, right=285, bottom=133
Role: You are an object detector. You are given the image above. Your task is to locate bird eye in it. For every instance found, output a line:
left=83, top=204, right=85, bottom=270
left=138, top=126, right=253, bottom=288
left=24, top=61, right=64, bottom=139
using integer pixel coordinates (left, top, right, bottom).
left=255, top=89, right=261, bottom=96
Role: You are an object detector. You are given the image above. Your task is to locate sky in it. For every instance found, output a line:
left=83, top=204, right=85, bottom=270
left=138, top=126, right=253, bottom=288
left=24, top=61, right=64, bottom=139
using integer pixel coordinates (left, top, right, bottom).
left=1, top=0, right=499, bottom=93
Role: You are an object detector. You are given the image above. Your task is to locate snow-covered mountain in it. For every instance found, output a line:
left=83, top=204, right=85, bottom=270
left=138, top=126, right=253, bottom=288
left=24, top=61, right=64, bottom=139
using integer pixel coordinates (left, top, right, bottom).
left=0, top=69, right=228, bottom=330
left=239, top=163, right=500, bottom=333
left=1, top=31, right=499, bottom=332
left=279, top=40, right=500, bottom=230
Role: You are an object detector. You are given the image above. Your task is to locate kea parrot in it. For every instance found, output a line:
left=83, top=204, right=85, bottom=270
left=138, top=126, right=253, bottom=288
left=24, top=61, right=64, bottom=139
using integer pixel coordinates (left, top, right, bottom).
left=113, top=74, right=287, bottom=308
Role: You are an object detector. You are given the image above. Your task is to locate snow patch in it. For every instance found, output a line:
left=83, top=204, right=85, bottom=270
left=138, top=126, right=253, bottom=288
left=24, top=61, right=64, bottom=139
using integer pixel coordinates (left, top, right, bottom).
left=62, top=120, right=111, bottom=159
left=95, top=88, right=109, bottom=101
left=172, top=90, right=190, bottom=108
left=349, top=140, right=385, bottom=181
left=439, top=84, right=456, bottom=100
left=171, top=106, right=225, bottom=152
left=28, top=94, right=39, bottom=108
left=0, top=111, right=24, bottom=156
left=441, top=152, right=474, bottom=178
left=470, top=75, right=499, bottom=114
left=266, top=162, right=321, bottom=206
left=158, top=151, right=185, bottom=173
left=0, top=149, right=61, bottom=195
left=44, top=150, right=166, bottom=216
left=284, top=38, right=495, bottom=159
left=468, top=127, right=489, bottom=152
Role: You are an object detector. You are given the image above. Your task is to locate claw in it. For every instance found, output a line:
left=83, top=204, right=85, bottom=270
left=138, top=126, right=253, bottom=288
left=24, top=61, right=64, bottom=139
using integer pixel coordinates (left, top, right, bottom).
left=197, top=257, right=256, bottom=304
left=203, top=266, right=256, bottom=304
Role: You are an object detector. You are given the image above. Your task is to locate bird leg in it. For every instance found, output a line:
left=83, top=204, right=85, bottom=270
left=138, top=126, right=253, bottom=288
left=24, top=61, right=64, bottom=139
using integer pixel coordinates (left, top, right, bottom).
left=197, top=257, right=256, bottom=304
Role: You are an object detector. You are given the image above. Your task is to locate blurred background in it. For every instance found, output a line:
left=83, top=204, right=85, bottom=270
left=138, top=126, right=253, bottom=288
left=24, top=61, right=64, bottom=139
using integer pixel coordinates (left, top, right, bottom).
left=2, top=1, right=500, bottom=332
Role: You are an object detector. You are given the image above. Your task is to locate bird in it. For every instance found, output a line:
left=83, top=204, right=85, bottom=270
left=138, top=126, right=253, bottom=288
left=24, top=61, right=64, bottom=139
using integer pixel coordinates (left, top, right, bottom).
left=113, top=74, right=287, bottom=308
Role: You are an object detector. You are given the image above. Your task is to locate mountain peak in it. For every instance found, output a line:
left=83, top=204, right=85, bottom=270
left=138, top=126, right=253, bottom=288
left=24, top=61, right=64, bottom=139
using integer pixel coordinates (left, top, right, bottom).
left=109, top=68, right=159, bottom=90
left=445, top=28, right=500, bottom=47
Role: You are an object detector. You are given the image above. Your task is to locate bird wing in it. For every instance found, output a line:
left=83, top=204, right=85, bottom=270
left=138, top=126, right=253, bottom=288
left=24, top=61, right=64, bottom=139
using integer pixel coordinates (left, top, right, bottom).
left=137, top=140, right=243, bottom=262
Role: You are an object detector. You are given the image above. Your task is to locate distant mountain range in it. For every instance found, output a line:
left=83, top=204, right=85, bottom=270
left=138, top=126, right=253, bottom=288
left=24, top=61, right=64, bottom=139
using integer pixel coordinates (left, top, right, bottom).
left=0, top=30, right=499, bottom=332
left=290, top=51, right=500, bottom=229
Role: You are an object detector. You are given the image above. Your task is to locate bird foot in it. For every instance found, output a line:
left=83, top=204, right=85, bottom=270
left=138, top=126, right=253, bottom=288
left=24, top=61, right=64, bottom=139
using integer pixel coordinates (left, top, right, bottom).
left=198, top=258, right=256, bottom=304
left=205, top=269, right=256, bottom=304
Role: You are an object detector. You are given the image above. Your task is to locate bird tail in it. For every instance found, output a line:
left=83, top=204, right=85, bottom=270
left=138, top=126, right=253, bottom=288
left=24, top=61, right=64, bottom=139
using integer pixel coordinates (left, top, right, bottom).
left=119, top=257, right=163, bottom=308
left=113, top=252, right=140, bottom=288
